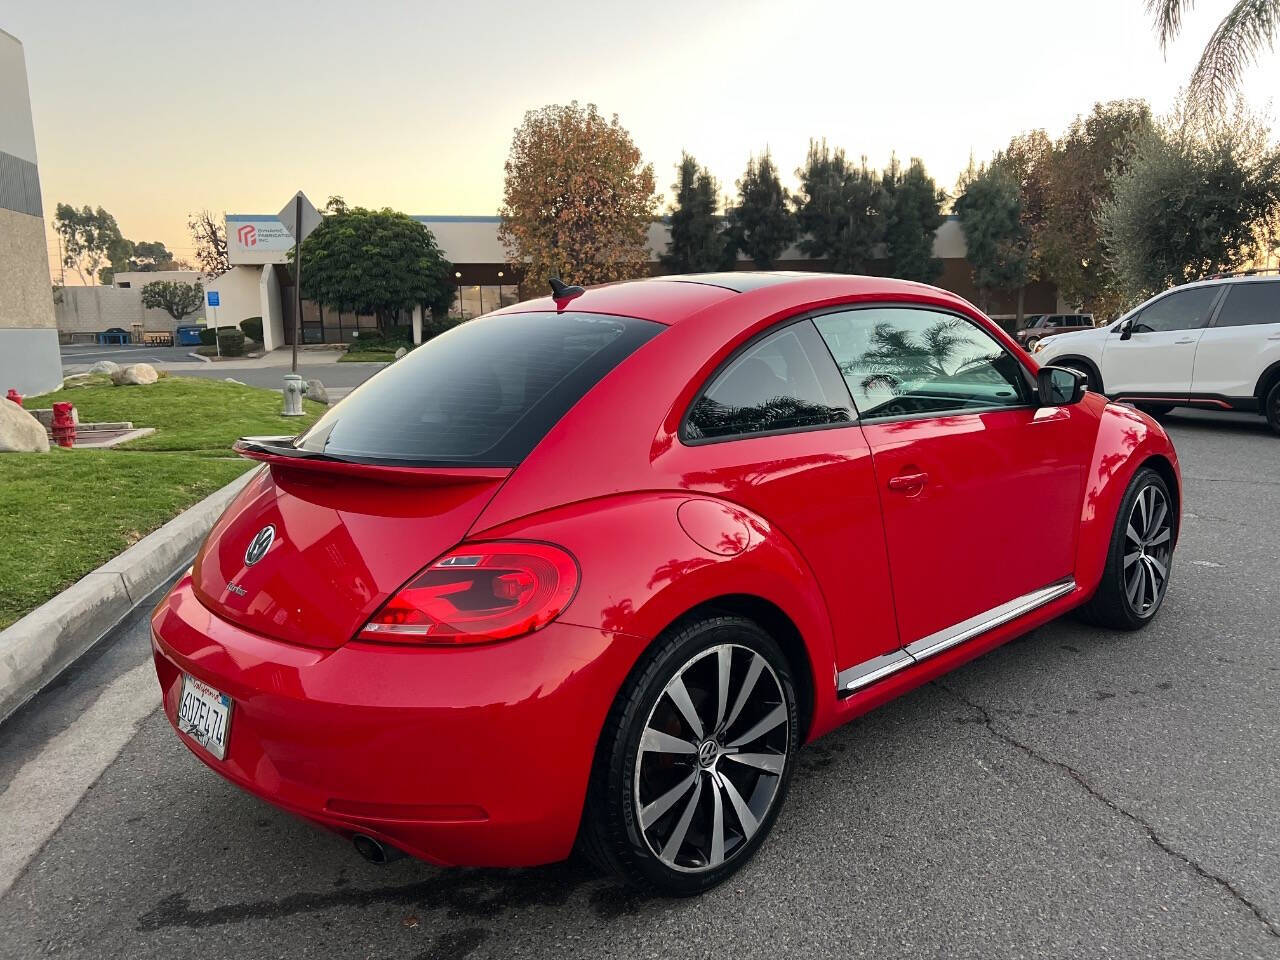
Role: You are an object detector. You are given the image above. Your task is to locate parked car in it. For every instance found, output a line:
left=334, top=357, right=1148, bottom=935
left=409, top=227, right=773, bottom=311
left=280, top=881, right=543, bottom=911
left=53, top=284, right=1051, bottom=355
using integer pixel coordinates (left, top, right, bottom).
left=1014, top=313, right=1096, bottom=350
left=1034, top=274, right=1280, bottom=433
left=152, top=273, right=1181, bottom=895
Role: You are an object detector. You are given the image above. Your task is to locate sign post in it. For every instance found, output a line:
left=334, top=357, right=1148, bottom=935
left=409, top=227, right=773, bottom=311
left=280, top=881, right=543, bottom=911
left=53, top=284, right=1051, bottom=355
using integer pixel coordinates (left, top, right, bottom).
left=206, top=289, right=221, bottom=357
left=275, top=192, right=323, bottom=415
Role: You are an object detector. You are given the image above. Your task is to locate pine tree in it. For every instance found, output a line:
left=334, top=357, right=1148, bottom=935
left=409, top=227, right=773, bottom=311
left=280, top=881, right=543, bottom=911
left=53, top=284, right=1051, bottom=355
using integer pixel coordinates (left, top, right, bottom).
left=727, top=152, right=796, bottom=269
left=794, top=140, right=885, bottom=274
left=661, top=153, right=725, bottom=273
left=882, top=157, right=946, bottom=284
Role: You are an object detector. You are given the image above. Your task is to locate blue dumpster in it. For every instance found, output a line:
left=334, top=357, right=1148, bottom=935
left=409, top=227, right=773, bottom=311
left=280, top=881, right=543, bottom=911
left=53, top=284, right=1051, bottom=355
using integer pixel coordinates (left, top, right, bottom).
left=175, top=325, right=205, bottom=346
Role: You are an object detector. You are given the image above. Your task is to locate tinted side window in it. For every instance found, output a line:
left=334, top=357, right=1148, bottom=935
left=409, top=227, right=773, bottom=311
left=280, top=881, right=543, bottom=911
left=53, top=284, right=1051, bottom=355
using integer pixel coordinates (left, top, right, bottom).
left=1132, top=287, right=1219, bottom=333
left=684, top=322, right=853, bottom=441
left=1214, top=282, right=1280, bottom=328
left=814, top=307, right=1029, bottom=421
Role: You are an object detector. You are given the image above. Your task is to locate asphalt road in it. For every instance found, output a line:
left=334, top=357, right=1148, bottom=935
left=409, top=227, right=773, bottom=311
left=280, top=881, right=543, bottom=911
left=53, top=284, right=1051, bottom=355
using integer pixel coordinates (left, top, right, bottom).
left=58, top=343, right=386, bottom=395
left=1, top=409, right=1278, bottom=959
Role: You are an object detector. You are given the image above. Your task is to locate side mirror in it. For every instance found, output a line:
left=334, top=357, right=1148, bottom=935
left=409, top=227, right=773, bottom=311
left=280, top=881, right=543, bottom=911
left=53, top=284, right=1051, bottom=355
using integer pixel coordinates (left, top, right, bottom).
left=1118, top=317, right=1134, bottom=341
left=1037, top=365, right=1087, bottom=406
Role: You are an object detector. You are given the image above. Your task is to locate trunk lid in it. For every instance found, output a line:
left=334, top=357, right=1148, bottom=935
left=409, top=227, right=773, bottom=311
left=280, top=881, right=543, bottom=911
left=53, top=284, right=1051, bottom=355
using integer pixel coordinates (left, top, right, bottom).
left=193, top=458, right=510, bottom=649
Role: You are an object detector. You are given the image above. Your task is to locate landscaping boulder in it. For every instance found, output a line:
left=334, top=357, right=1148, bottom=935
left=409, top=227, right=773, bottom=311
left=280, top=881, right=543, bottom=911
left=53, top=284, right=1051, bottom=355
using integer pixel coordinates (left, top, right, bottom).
left=88, top=360, right=121, bottom=376
left=0, top=399, right=50, bottom=453
left=305, top=379, right=329, bottom=404
left=111, top=363, right=159, bottom=386
left=394, top=347, right=407, bottom=360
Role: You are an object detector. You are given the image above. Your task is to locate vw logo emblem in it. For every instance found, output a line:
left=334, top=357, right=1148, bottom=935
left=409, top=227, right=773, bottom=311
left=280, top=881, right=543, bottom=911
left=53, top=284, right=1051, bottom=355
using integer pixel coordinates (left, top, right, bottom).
left=244, top=525, right=276, bottom=566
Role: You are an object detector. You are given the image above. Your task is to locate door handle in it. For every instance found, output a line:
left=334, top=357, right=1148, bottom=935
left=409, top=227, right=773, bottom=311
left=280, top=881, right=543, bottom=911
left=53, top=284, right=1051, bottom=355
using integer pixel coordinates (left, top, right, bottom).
left=1268, top=333, right=1280, bottom=340
left=887, top=472, right=929, bottom=493
left=1175, top=337, right=1197, bottom=344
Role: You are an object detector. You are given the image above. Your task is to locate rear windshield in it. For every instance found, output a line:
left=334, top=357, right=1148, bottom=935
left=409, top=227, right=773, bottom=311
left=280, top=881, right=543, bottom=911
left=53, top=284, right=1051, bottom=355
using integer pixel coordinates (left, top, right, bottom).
left=294, top=311, right=661, bottom=466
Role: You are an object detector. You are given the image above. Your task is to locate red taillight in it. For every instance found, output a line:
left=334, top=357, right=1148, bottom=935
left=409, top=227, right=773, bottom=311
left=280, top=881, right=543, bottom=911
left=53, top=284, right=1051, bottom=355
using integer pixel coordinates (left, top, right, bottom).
left=357, top=542, right=579, bottom=645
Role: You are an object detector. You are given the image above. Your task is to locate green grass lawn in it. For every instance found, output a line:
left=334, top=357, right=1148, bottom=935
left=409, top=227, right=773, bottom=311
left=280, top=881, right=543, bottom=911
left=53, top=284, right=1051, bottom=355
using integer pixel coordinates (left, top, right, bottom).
left=0, top=376, right=325, bottom=629
left=337, top=351, right=396, bottom=363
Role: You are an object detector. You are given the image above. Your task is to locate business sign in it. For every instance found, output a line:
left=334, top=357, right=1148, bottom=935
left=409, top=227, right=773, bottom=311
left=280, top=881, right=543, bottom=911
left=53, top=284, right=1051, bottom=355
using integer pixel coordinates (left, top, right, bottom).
left=206, top=290, right=220, bottom=308
left=226, top=214, right=297, bottom=264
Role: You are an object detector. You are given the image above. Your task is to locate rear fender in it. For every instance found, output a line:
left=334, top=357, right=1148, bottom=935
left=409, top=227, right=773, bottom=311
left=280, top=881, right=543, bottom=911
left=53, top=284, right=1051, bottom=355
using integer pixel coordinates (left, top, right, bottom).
left=1075, top=403, right=1182, bottom=595
left=473, top=492, right=838, bottom=740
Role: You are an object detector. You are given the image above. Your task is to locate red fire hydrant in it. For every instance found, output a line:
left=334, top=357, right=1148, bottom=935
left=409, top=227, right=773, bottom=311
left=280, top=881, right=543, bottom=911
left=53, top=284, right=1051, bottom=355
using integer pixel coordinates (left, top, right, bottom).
left=51, top=401, right=76, bottom=448
left=5, top=387, right=21, bottom=407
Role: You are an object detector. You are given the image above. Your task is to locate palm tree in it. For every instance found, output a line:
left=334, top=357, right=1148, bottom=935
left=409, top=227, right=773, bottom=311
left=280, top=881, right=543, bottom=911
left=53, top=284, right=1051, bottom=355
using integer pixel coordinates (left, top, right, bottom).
left=1148, top=0, right=1279, bottom=112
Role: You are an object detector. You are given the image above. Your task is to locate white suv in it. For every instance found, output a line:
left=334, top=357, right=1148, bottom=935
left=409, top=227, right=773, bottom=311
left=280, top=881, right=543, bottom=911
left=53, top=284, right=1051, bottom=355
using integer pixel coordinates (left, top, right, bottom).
left=1033, top=275, right=1280, bottom=434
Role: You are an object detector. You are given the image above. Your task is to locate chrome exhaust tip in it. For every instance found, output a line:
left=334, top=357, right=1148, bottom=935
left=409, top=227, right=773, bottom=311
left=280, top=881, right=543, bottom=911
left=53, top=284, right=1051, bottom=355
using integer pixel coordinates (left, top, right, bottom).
left=352, top=834, right=403, bottom=864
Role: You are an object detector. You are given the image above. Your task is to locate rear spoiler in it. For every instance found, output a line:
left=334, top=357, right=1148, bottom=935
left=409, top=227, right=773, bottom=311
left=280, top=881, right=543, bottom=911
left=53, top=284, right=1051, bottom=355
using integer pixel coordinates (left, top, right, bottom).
left=234, top=437, right=512, bottom=487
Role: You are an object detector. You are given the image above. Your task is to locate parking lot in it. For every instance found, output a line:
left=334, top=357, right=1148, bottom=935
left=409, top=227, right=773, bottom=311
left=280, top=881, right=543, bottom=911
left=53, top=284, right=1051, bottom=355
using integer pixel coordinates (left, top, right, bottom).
left=1, top=408, right=1277, bottom=960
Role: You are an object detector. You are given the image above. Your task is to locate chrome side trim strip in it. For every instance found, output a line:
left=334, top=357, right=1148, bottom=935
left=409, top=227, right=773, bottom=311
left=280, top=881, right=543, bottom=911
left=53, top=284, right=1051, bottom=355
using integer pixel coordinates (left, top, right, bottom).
left=835, top=577, right=1076, bottom=698
left=836, top=649, right=914, bottom=695
left=904, top=577, right=1076, bottom=662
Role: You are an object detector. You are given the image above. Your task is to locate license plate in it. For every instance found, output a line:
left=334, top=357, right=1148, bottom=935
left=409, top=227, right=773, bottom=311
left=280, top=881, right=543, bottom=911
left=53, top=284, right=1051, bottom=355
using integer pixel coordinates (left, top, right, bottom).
left=177, top=674, right=233, bottom=760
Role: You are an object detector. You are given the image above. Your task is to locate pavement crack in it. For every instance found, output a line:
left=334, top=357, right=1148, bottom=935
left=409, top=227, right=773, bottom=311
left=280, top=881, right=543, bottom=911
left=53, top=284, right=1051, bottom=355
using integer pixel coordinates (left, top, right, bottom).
left=934, top=681, right=1280, bottom=940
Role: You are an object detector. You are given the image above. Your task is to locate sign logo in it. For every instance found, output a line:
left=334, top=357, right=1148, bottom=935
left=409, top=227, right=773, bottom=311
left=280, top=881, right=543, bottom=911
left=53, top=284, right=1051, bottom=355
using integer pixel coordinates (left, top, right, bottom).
left=244, top=524, right=276, bottom=566
left=236, top=224, right=258, bottom=247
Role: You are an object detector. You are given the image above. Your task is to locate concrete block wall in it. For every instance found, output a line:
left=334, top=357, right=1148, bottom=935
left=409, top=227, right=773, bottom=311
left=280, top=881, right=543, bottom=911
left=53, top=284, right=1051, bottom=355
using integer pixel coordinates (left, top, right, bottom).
left=54, top=286, right=206, bottom=337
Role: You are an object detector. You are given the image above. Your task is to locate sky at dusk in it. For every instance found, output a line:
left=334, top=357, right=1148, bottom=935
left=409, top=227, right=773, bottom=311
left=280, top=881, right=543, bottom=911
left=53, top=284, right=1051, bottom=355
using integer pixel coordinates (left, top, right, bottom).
left=6, top=0, right=1279, bottom=280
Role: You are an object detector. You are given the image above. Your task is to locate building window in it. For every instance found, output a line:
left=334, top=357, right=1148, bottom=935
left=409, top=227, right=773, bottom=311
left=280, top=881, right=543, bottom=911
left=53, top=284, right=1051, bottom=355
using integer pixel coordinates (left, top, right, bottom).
left=450, top=284, right=521, bottom=319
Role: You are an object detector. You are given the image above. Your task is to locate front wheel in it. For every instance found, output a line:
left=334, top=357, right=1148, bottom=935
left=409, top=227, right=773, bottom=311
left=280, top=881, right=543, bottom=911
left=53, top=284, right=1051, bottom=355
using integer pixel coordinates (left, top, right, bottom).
left=1060, top=362, right=1098, bottom=393
left=1265, top=381, right=1280, bottom=436
left=1078, top=467, right=1176, bottom=630
left=579, top=616, right=799, bottom=895
left=1025, top=336, right=1041, bottom=351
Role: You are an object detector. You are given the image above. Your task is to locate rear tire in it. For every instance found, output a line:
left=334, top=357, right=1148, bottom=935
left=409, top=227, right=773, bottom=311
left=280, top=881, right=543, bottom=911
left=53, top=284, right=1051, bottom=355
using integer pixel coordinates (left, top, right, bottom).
left=1265, top=381, right=1280, bottom=436
left=579, top=615, right=799, bottom=895
left=1078, top=467, right=1175, bottom=630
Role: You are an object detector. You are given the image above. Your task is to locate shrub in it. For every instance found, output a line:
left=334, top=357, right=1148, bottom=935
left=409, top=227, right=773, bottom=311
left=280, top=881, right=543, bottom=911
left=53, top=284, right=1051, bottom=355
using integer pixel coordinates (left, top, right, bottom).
left=217, top=330, right=246, bottom=357
left=198, top=325, right=237, bottom=346
left=239, top=317, right=263, bottom=343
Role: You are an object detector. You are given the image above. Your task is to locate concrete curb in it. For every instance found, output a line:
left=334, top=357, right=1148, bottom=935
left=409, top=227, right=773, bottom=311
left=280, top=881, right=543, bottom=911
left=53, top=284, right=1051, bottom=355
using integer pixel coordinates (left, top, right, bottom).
left=0, top=469, right=255, bottom=725
left=186, top=351, right=212, bottom=363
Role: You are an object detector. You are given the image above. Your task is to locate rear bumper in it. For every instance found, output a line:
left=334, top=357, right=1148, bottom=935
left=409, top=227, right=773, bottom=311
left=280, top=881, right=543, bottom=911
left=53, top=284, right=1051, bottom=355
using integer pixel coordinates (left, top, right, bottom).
left=151, top=574, right=646, bottom=867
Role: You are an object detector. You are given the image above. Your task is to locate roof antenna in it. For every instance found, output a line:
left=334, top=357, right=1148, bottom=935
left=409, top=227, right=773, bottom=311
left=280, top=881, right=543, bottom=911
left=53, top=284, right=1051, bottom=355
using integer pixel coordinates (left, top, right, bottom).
left=548, top=276, right=585, bottom=302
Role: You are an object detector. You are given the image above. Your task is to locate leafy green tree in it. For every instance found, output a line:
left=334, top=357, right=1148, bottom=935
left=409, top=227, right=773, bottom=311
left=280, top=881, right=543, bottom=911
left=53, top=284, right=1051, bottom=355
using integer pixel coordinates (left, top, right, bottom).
left=882, top=156, right=945, bottom=283
left=498, top=102, right=657, bottom=287
left=953, top=163, right=1029, bottom=314
left=990, top=130, right=1055, bottom=323
left=297, top=207, right=455, bottom=330
left=140, top=280, right=204, bottom=321
left=661, top=153, right=725, bottom=273
left=1041, top=100, right=1153, bottom=319
left=726, top=152, right=796, bottom=269
left=1100, top=102, right=1280, bottom=301
left=1149, top=0, right=1280, bottom=113
left=794, top=140, right=884, bottom=274
left=53, top=204, right=125, bottom=286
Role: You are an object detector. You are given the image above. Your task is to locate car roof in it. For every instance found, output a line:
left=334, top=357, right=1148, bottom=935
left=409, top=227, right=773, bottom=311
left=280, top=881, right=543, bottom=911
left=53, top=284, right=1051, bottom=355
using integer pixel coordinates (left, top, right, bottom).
left=500, top=272, right=968, bottom=326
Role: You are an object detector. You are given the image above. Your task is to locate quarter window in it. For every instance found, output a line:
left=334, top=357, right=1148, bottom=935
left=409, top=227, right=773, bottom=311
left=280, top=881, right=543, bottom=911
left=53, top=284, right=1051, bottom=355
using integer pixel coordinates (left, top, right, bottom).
left=814, top=307, right=1029, bottom=421
left=1131, top=287, right=1219, bottom=333
left=1213, top=282, right=1280, bottom=328
left=684, top=322, right=854, bottom=441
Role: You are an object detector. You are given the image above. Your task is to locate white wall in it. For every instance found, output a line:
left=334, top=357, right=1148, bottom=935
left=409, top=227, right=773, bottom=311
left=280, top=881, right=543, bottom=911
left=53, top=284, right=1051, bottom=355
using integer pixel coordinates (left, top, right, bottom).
left=205, top=266, right=262, bottom=332
left=260, top=266, right=283, bottom=351
left=112, top=270, right=205, bottom=289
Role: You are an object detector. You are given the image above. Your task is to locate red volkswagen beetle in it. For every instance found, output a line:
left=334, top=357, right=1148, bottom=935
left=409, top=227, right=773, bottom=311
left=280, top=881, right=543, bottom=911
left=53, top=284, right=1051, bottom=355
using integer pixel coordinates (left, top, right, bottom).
left=152, top=273, right=1180, bottom=895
